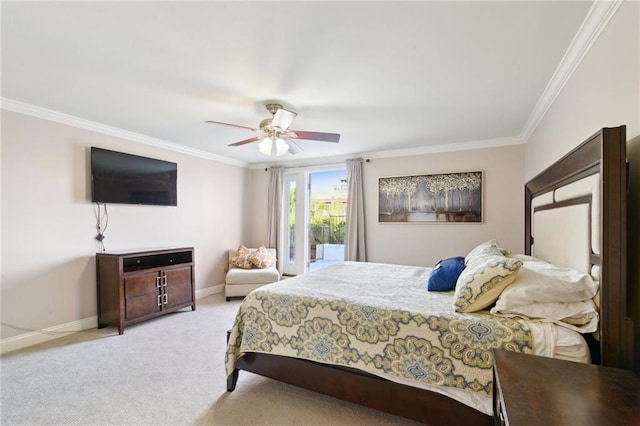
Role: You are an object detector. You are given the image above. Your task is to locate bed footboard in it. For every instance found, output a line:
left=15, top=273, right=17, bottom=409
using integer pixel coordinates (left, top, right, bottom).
left=228, top=351, right=491, bottom=426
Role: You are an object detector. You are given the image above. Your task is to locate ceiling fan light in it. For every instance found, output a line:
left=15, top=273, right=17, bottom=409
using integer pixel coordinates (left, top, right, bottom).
left=275, top=138, right=289, bottom=156
left=258, top=138, right=273, bottom=156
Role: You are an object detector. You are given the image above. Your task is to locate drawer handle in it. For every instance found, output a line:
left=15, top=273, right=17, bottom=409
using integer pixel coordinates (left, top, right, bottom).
left=163, top=293, right=168, bottom=305
left=157, top=294, right=162, bottom=307
left=162, top=275, right=167, bottom=287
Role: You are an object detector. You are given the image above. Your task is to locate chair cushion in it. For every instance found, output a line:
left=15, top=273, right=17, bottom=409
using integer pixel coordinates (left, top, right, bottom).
left=225, top=266, right=280, bottom=285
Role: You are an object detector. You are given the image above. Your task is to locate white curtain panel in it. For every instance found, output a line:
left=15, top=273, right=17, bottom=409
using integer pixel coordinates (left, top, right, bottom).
left=345, top=158, right=367, bottom=261
left=267, top=166, right=284, bottom=272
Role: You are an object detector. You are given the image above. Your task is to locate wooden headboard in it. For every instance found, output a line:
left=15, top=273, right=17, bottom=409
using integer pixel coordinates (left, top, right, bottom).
left=524, top=126, right=632, bottom=370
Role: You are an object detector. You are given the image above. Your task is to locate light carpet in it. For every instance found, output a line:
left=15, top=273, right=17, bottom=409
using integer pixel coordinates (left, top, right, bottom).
left=1, top=293, right=421, bottom=425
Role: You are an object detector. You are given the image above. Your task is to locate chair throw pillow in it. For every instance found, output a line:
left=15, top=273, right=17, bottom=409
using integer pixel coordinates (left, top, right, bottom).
left=249, top=246, right=276, bottom=269
left=230, top=245, right=255, bottom=269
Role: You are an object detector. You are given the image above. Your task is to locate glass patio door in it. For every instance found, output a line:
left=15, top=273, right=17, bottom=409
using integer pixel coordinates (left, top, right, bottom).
left=283, top=172, right=308, bottom=276
left=282, top=168, right=347, bottom=276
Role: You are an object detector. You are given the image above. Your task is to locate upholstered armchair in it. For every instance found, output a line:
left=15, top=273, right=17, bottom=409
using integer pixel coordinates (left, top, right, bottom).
left=225, top=246, right=280, bottom=301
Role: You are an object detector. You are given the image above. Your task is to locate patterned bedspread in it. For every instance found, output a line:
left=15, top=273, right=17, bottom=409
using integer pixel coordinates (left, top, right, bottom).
left=225, top=261, right=534, bottom=397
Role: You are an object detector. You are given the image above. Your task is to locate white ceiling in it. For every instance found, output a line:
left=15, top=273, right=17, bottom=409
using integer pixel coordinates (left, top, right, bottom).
left=1, top=1, right=595, bottom=166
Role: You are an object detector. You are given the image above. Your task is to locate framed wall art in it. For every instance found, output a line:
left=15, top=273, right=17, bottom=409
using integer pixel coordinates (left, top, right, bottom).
left=378, top=171, right=483, bottom=223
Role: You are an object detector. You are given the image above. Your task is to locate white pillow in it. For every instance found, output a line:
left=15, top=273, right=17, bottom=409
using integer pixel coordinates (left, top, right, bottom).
left=493, top=261, right=598, bottom=308
left=507, top=253, right=548, bottom=263
left=491, top=299, right=598, bottom=333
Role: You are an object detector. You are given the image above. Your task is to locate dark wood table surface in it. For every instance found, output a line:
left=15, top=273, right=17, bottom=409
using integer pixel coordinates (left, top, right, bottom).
left=493, top=349, right=640, bottom=425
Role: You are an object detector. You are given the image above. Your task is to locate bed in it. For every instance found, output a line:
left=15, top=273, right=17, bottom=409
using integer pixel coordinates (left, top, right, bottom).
left=225, top=126, right=633, bottom=425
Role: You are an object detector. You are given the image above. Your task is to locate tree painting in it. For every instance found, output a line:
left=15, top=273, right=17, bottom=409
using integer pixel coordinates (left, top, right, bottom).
left=378, top=171, right=482, bottom=222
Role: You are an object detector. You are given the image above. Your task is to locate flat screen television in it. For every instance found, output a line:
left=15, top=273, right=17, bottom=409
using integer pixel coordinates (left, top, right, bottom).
left=91, top=147, right=177, bottom=206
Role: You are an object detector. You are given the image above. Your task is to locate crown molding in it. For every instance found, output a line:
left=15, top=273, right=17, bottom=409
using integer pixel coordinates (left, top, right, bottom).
left=247, top=136, right=524, bottom=170
left=0, top=98, right=248, bottom=168
left=4, top=97, right=518, bottom=171
left=362, top=136, right=524, bottom=161
left=520, top=0, right=623, bottom=142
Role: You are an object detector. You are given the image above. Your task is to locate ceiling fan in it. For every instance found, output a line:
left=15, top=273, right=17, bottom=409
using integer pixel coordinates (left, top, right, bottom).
left=206, top=103, right=340, bottom=156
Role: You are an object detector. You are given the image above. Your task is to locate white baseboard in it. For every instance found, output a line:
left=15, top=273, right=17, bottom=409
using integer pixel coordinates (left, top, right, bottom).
left=1, top=316, right=98, bottom=355
left=1, top=285, right=225, bottom=355
left=196, top=284, right=224, bottom=299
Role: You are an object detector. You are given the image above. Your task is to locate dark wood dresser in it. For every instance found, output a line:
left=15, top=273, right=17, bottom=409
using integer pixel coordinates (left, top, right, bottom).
left=492, top=349, right=640, bottom=425
left=96, top=247, right=195, bottom=334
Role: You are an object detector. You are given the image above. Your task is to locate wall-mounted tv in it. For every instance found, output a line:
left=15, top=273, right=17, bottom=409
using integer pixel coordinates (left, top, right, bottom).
left=91, top=147, right=177, bottom=206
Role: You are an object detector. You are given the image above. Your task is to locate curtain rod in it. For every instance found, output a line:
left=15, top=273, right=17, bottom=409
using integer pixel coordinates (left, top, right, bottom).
left=265, top=159, right=369, bottom=171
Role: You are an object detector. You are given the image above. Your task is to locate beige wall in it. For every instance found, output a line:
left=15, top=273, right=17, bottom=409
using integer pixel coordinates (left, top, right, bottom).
left=1, top=110, right=250, bottom=341
left=248, top=144, right=525, bottom=268
left=524, top=1, right=640, bottom=370
left=525, top=1, right=639, bottom=179
left=365, top=145, right=524, bottom=266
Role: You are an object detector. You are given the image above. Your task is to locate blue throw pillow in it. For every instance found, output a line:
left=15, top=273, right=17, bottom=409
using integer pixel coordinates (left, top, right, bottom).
left=427, top=256, right=466, bottom=291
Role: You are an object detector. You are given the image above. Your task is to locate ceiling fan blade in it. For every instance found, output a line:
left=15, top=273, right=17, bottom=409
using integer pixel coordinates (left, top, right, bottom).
left=206, top=120, right=258, bottom=132
left=270, top=108, right=297, bottom=131
left=288, top=130, right=340, bottom=143
left=287, top=139, right=304, bottom=154
left=228, top=136, right=261, bottom=147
